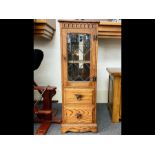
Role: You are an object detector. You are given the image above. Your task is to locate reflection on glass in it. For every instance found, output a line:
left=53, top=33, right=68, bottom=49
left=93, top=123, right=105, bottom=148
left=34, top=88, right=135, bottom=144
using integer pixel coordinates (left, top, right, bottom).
left=67, top=33, right=90, bottom=81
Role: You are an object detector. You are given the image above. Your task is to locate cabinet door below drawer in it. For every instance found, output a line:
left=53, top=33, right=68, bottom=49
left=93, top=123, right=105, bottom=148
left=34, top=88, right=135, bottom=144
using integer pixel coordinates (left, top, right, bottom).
left=64, top=105, right=93, bottom=124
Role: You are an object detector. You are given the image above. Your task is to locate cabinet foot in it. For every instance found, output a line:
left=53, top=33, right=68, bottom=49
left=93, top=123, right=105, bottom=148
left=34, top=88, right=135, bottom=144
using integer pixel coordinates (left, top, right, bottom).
left=61, top=124, right=97, bottom=133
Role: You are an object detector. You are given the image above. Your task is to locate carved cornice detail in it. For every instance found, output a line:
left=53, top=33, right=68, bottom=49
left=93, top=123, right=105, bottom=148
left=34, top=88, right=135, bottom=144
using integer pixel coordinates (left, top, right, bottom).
left=62, top=23, right=97, bottom=29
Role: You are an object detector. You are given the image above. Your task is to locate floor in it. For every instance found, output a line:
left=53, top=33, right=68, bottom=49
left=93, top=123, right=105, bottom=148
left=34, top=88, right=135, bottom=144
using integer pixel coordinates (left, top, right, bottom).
left=34, top=103, right=121, bottom=135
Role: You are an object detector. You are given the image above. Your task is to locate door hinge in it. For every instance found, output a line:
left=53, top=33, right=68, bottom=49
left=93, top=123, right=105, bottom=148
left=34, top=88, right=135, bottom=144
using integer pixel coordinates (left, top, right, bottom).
left=92, top=76, right=97, bottom=81
left=93, top=35, right=98, bottom=40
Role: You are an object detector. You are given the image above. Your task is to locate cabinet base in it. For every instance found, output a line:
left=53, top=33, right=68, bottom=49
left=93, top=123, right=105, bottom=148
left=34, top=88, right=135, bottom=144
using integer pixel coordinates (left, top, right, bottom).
left=107, top=103, right=121, bottom=123
left=61, top=123, right=97, bottom=133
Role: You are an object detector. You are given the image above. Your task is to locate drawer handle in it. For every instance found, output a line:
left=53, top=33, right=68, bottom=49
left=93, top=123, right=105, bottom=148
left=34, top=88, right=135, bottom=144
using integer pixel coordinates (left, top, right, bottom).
left=75, top=113, right=82, bottom=119
left=75, top=94, right=83, bottom=100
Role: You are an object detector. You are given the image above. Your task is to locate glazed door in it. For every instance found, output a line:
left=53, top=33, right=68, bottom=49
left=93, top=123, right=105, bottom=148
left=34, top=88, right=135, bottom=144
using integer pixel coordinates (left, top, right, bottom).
left=62, top=29, right=97, bottom=88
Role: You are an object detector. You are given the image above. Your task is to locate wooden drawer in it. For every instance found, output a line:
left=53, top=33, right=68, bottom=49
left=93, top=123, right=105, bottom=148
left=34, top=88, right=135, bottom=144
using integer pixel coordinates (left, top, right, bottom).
left=63, top=104, right=93, bottom=124
left=64, top=88, right=94, bottom=104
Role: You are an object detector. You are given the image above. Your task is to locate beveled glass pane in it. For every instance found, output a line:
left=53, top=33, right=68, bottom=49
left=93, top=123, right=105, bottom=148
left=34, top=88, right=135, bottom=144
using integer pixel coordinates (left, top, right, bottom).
left=67, top=33, right=91, bottom=81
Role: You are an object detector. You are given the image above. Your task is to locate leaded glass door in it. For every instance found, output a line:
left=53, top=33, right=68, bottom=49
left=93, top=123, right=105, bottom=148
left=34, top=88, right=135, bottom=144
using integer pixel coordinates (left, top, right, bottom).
left=62, top=29, right=97, bottom=87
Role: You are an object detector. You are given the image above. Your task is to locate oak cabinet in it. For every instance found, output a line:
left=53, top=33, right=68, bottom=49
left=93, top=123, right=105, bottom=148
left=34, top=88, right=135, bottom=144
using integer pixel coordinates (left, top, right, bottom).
left=98, top=21, right=121, bottom=39
left=107, top=68, right=121, bottom=123
left=59, top=20, right=98, bottom=133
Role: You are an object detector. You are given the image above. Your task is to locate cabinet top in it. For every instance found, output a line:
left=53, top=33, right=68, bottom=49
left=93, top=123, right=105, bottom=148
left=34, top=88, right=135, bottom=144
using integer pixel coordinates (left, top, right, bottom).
left=58, top=19, right=100, bottom=23
left=99, top=21, right=121, bottom=26
left=106, top=68, right=121, bottom=77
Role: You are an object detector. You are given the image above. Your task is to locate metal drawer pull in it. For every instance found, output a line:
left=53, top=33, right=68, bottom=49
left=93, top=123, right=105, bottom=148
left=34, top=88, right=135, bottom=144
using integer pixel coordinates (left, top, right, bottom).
left=75, top=113, right=82, bottom=119
left=75, top=94, right=83, bottom=100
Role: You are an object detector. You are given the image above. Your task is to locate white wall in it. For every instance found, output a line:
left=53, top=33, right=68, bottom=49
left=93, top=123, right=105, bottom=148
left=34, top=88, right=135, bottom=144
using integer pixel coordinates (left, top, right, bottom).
left=34, top=20, right=121, bottom=103
left=97, top=39, right=121, bottom=103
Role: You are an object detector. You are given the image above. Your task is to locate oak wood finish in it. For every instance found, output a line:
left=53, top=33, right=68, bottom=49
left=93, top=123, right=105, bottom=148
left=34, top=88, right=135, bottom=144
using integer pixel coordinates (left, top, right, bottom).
left=64, top=104, right=94, bottom=124
left=59, top=20, right=98, bottom=133
left=34, top=19, right=56, bottom=29
left=34, top=19, right=121, bottom=39
left=34, top=19, right=56, bottom=40
left=107, top=68, right=121, bottom=123
left=98, top=21, right=121, bottom=39
left=61, top=124, right=97, bottom=133
left=64, top=88, right=94, bottom=104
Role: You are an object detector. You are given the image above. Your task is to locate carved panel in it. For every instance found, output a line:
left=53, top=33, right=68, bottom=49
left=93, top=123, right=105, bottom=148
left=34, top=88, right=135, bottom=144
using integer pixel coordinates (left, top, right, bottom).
left=64, top=107, right=93, bottom=124
left=61, top=124, right=97, bottom=133
left=62, top=23, right=97, bottom=29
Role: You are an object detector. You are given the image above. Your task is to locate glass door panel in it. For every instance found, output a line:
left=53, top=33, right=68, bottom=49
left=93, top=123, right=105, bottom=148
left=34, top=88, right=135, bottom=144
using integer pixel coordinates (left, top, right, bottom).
left=67, top=33, right=91, bottom=81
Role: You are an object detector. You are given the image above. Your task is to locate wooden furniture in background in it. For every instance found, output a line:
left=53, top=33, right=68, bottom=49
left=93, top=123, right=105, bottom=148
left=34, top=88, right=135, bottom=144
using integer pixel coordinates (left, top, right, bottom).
left=98, top=21, right=121, bottom=39
left=34, top=86, right=61, bottom=135
left=34, top=19, right=121, bottom=39
left=34, top=19, right=56, bottom=40
left=106, top=68, right=121, bottom=123
left=33, top=49, right=61, bottom=135
left=59, top=20, right=99, bottom=133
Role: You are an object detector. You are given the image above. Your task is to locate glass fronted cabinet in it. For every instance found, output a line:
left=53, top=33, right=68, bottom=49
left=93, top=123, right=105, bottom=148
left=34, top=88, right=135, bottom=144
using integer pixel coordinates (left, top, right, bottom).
left=59, top=20, right=99, bottom=133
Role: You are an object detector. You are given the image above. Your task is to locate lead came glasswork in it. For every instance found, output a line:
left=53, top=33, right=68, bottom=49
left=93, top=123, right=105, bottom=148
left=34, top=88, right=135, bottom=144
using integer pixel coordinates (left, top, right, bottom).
left=67, top=33, right=91, bottom=81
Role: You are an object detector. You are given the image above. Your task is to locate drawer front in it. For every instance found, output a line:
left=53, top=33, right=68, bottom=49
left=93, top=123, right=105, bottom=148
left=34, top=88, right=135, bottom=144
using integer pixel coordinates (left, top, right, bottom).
left=64, top=88, right=94, bottom=104
left=63, top=105, right=93, bottom=124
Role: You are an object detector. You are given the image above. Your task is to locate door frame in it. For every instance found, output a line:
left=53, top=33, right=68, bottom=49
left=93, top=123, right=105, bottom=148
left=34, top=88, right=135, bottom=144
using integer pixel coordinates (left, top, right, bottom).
left=62, top=28, right=97, bottom=88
